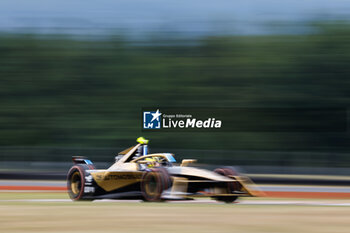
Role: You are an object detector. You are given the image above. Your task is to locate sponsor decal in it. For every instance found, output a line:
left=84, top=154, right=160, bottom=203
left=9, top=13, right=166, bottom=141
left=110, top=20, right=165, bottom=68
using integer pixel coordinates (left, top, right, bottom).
left=84, top=186, right=95, bottom=193
left=95, top=173, right=142, bottom=181
left=85, top=175, right=93, bottom=183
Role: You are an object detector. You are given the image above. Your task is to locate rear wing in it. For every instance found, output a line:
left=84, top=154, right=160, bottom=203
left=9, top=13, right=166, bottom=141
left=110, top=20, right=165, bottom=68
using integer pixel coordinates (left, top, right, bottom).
left=72, top=156, right=94, bottom=166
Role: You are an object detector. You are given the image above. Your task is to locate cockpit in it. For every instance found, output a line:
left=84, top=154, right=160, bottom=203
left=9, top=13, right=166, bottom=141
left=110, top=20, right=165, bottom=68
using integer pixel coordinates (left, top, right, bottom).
left=131, top=153, right=176, bottom=168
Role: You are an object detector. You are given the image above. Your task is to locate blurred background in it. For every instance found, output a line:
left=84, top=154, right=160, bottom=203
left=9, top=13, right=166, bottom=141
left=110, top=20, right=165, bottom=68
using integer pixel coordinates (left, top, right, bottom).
left=1, top=0, right=350, bottom=178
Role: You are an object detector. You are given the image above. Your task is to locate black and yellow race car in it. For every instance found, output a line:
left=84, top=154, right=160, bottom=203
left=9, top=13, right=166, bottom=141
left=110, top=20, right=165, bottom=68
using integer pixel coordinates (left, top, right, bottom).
left=67, top=137, right=259, bottom=202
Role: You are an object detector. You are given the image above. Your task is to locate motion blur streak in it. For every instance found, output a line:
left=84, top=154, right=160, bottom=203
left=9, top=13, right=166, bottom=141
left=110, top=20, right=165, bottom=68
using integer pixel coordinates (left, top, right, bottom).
left=1, top=23, right=350, bottom=170
left=0, top=2, right=350, bottom=233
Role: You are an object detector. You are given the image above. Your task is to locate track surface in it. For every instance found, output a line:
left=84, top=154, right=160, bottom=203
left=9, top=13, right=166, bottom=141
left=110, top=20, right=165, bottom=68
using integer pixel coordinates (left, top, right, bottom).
left=1, top=197, right=349, bottom=233
left=2, top=180, right=350, bottom=199
left=1, top=198, right=350, bottom=207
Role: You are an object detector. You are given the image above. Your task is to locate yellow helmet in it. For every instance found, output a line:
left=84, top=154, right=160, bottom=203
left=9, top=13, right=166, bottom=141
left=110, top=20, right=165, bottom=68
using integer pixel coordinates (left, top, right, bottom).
left=145, top=157, right=157, bottom=168
left=136, top=137, right=149, bottom=145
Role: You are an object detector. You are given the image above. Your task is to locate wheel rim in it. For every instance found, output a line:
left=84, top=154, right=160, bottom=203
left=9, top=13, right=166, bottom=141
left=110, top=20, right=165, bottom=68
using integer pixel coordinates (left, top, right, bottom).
left=141, top=170, right=164, bottom=201
left=71, top=171, right=81, bottom=195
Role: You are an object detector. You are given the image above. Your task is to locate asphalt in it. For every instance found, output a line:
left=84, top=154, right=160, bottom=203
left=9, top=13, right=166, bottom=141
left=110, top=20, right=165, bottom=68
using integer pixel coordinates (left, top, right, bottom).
left=1, top=198, right=350, bottom=207
left=1, top=179, right=350, bottom=199
left=2, top=171, right=350, bottom=186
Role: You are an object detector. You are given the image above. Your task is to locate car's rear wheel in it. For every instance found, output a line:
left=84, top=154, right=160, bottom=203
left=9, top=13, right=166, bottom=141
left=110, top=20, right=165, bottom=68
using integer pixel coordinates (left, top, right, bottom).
left=67, top=165, right=93, bottom=201
left=214, top=167, right=241, bottom=203
left=140, top=168, right=171, bottom=202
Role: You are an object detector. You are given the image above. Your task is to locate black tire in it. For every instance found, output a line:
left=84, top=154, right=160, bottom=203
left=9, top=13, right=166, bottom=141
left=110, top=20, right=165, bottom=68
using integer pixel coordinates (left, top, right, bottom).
left=153, top=167, right=172, bottom=190
left=67, top=164, right=94, bottom=201
left=140, top=168, right=171, bottom=202
left=214, top=167, right=240, bottom=203
left=215, top=196, right=238, bottom=203
left=220, top=167, right=243, bottom=192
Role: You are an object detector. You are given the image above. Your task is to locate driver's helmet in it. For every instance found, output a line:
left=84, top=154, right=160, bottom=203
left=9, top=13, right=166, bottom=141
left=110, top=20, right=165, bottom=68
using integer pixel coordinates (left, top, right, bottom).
left=136, top=137, right=149, bottom=145
left=145, top=157, right=159, bottom=168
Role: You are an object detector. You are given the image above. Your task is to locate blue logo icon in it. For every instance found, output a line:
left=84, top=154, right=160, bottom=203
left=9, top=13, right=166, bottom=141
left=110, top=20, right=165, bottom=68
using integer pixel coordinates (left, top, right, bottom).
left=143, top=109, right=162, bottom=129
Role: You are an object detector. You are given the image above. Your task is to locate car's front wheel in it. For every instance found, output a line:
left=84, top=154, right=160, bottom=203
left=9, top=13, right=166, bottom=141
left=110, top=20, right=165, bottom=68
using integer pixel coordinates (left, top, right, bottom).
left=140, top=168, right=171, bottom=202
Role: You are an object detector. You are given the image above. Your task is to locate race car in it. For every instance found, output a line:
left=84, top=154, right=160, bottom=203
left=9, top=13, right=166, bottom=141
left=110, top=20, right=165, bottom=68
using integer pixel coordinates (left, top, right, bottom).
left=67, top=137, right=260, bottom=203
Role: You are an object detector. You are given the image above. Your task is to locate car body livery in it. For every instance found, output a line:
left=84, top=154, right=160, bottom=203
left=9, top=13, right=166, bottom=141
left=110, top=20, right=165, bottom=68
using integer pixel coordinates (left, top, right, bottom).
left=67, top=142, right=260, bottom=203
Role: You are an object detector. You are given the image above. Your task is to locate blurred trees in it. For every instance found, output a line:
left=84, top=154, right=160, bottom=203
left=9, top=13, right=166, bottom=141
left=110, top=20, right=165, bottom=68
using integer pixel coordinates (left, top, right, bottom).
left=0, top=23, right=350, bottom=159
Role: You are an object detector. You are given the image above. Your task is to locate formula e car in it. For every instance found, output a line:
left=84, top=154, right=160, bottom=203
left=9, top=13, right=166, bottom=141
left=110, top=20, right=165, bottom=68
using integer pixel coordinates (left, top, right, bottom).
left=67, top=138, right=260, bottom=203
